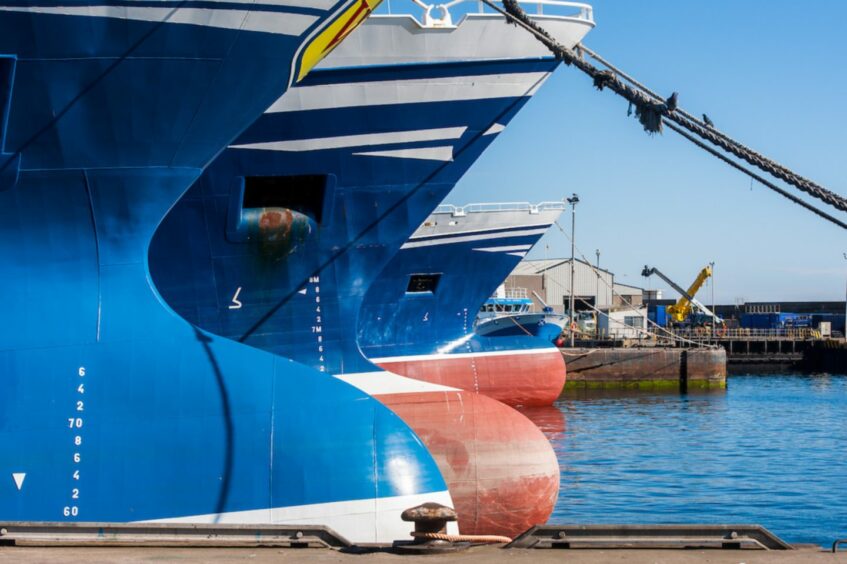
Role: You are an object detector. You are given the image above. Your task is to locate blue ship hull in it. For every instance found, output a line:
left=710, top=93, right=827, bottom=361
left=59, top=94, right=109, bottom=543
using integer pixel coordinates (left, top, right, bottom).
left=0, top=2, right=452, bottom=544
left=475, top=313, right=566, bottom=341
left=149, top=28, right=566, bottom=535
left=360, top=205, right=567, bottom=406
left=150, top=57, right=555, bottom=376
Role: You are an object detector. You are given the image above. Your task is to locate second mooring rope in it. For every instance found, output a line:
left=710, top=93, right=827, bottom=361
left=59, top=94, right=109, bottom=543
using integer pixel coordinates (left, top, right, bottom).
left=480, top=0, right=847, bottom=227
left=411, top=531, right=512, bottom=544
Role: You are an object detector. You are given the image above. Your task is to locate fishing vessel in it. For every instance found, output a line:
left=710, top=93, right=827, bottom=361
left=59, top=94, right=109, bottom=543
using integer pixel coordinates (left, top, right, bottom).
left=475, top=286, right=568, bottom=342
left=149, top=0, right=595, bottom=536
left=0, top=1, right=459, bottom=545
left=361, top=201, right=568, bottom=406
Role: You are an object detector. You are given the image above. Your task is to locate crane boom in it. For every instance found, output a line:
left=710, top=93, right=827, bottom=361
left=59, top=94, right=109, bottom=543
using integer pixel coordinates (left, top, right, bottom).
left=641, top=265, right=721, bottom=323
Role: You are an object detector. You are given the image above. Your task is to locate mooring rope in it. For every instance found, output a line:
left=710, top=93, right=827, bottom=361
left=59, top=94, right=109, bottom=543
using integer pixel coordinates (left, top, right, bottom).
left=505, top=311, right=539, bottom=337
left=481, top=0, right=847, bottom=224
left=663, top=121, right=847, bottom=229
left=411, top=531, right=512, bottom=544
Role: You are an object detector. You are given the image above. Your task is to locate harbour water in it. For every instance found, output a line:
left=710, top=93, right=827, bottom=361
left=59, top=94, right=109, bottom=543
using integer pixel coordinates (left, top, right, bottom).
left=525, top=374, right=847, bottom=546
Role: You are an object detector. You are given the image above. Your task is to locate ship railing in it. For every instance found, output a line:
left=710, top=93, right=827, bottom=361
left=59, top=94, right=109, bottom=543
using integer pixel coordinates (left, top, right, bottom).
left=392, top=0, right=593, bottom=28
left=669, top=327, right=820, bottom=340
left=504, top=287, right=529, bottom=299
left=432, top=201, right=568, bottom=216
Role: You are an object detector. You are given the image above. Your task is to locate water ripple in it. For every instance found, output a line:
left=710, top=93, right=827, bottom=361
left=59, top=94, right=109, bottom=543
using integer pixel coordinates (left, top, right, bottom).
left=531, top=374, right=847, bottom=546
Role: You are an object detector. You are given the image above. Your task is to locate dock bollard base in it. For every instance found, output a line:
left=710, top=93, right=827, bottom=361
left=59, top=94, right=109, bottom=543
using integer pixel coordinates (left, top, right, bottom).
left=393, top=540, right=472, bottom=554
left=0, top=522, right=351, bottom=549
left=506, top=524, right=793, bottom=550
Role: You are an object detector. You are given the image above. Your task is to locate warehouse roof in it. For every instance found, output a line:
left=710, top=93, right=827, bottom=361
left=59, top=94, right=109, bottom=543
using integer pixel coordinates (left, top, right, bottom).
left=510, top=258, right=613, bottom=276
left=613, top=282, right=645, bottom=295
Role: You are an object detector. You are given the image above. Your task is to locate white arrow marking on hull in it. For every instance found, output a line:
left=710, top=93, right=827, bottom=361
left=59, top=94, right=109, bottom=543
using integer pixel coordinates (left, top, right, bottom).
left=12, top=473, right=25, bottom=491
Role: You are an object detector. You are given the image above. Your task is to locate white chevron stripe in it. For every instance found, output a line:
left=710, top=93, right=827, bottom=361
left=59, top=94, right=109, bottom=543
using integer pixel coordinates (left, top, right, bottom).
left=86, top=0, right=336, bottom=4
left=401, top=227, right=549, bottom=249
left=201, top=0, right=338, bottom=6
left=230, top=126, right=466, bottom=152
left=353, top=146, right=453, bottom=162
left=483, top=123, right=506, bottom=136
left=266, top=72, right=549, bottom=113
left=334, top=371, right=460, bottom=396
left=371, top=347, right=558, bottom=364
left=148, top=490, right=458, bottom=543
left=508, top=251, right=528, bottom=257
left=0, top=5, right=318, bottom=35
left=472, top=244, right=532, bottom=253
left=411, top=222, right=553, bottom=240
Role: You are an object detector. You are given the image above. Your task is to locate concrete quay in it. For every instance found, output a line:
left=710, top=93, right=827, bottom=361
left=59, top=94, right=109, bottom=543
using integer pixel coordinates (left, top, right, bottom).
left=561, top=347, right=727, bottom=390
left=801, top=340, right=847, bottom=372
left=2, top=545, right=844, bottom=564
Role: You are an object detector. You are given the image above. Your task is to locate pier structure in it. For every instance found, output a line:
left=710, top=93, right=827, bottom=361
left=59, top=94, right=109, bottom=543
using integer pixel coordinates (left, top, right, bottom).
left=560, top=346, right=726, bottom=391
left=671, top=328, right=824, bottom=366
left=801, top=340, right=847, bottom=372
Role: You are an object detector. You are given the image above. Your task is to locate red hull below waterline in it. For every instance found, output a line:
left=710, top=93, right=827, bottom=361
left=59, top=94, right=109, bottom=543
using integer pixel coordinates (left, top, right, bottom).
left=375, top=349, right=566, bottom=407
left=376, top=389, right=560, bottom=537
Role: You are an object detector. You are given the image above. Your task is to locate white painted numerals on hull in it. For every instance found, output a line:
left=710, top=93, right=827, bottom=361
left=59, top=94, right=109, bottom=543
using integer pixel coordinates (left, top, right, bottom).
left=309, top=276, right=326, bottom=373
left=64, top=366, right=85, bottom=519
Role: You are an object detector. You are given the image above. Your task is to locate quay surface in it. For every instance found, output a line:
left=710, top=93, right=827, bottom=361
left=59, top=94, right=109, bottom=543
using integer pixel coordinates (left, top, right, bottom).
left=674, top=335, right=847, bottom=369
left=561, top=347, right=726, bottom=390
left=2, top=545, right=844, bottom=563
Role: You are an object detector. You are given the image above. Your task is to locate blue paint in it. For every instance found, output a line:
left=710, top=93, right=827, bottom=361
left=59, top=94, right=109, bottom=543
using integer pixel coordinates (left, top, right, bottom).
left=0, top=2, right=448, bottom=526
left=360, top=232, right=559, bottom=359
left=150, top=58, right=557, bottom=378
left=0, top=55, right=18, bottom=191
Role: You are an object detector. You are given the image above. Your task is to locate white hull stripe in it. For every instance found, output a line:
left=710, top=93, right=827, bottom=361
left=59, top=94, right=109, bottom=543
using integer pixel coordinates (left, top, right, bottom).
left=208, top=0, right=338, bottom=6
left=146, top=490, right=458, bottom=543
left=472, top=244, right=532, bottom=253
left=371, top=347, right=560, bottom=364
left=334, top=371, right=460, bottom=396
left=266, top=72, right=549, bottom=113
left=483, top=123, right=506, bottom=136
left=56, top=0, right=337, bottom=6
left=354, top=146, right=453, bottom=162
left=401, top=227, right=549, bottom=249
left=508, top=251, right=528, bottom=257
left=0, top=5, right=318, bottom=35
left=410, top=222, right=554, bottom=241
left=230, top=126, right=467, bottom=152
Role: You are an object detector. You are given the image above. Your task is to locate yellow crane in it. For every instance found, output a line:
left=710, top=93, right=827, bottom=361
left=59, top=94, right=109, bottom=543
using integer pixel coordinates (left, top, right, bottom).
left=641, top=264, right=719, bottom=324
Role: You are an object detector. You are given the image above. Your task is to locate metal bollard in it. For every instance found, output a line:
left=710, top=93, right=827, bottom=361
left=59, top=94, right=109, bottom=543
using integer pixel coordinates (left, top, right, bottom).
left=393, top=502, right=469, bottom=554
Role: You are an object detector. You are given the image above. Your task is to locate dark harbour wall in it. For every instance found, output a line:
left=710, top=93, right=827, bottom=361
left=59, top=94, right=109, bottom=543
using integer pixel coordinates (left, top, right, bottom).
left=802, top=340, right=847, bottom=373
left=561, top=348, right=727, bottom=390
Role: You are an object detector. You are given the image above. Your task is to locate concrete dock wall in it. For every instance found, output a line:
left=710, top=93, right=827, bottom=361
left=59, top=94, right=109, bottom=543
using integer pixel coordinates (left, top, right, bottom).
left=562, top=347, right=727, bottom=390
left=802, top=340, right=847, bottom=373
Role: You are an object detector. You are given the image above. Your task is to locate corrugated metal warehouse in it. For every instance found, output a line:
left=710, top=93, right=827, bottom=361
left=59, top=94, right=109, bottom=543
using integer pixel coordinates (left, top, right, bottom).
left=506, top=258, right=615, bottom=314
left=504, top=258, right=650, bottom=339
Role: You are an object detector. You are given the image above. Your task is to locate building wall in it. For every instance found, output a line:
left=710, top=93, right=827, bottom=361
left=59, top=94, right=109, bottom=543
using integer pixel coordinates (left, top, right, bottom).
left=597, top=307, right=648, bottom=339
left=613, top=284, right=644, bottom=308
left=537, top=261, right=613, bottom=312
left=506, top=259, right=634, bottom=315
left=504, top=274, right=546, bottom=312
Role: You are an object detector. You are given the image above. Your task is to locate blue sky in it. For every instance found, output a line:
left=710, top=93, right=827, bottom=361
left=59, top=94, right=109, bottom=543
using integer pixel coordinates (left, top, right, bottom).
left=441, top=0, right=847, bottom=303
